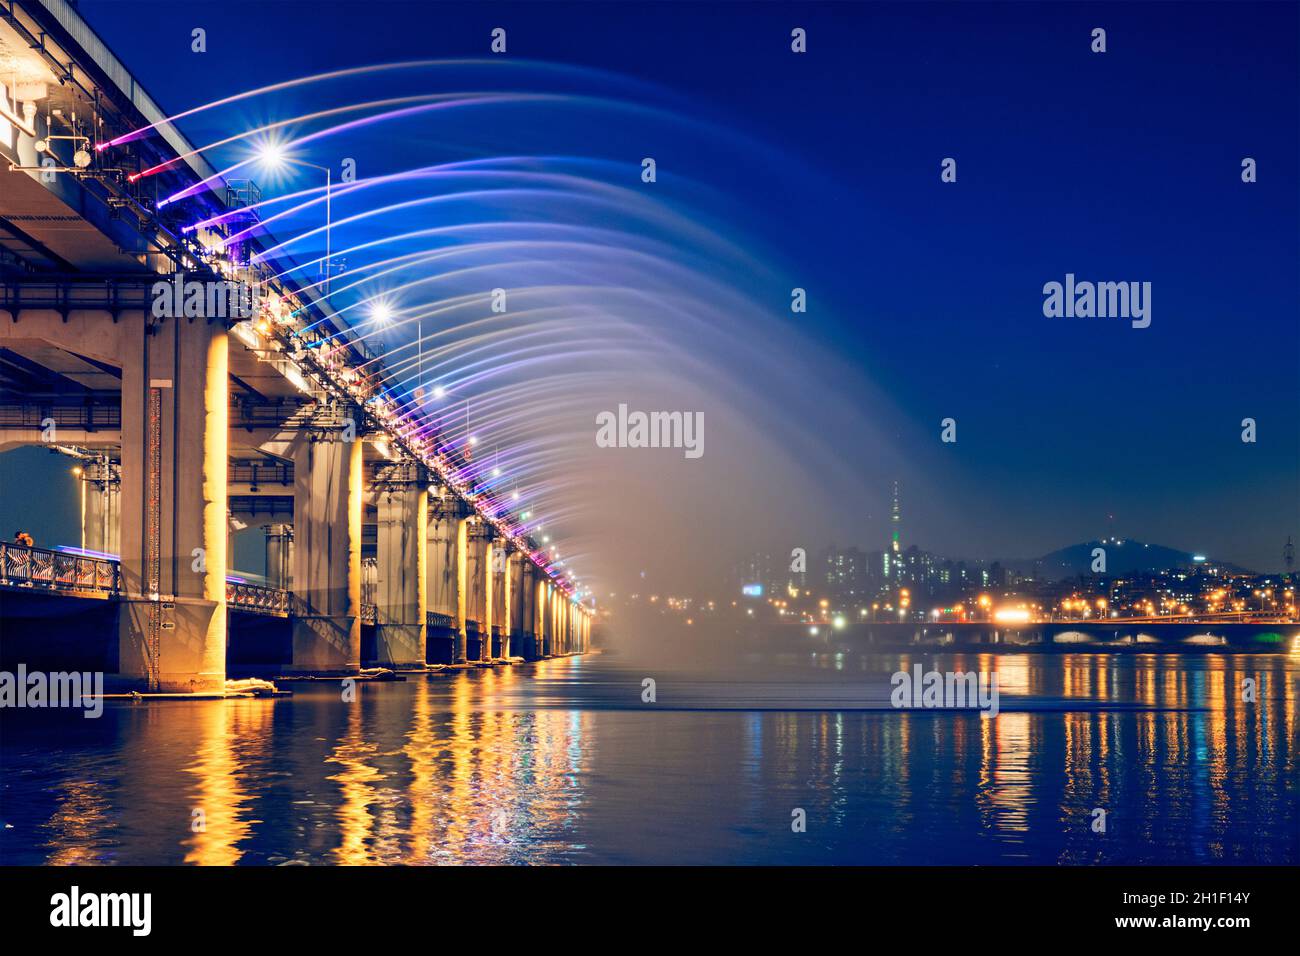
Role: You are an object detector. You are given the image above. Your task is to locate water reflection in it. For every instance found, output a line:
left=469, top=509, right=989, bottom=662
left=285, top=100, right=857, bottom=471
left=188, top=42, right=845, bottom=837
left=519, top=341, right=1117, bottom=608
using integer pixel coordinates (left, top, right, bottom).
left=43, top=777, right=114, bottom=865
left=2, top=651, right=1296, bottom=865
left=182, top=700, right=267, bottom=865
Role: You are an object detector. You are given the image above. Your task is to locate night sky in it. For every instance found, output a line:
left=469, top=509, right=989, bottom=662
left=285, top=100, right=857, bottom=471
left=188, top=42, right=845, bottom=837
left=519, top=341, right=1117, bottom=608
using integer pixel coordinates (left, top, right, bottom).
left=4, top=1, right=1297, bottom=590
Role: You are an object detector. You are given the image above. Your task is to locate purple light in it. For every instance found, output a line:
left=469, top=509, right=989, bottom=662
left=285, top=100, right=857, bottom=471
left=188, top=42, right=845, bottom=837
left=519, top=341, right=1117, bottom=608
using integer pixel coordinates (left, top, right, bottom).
left=54, top=545, right=119, bottom=561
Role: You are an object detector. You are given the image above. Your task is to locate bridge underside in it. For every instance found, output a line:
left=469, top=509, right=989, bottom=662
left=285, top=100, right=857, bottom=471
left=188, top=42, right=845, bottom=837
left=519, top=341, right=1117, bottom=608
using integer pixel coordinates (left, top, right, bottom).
left=0, top=302, right=589, bottom=690
left=0, top=0, right=589, bottom=690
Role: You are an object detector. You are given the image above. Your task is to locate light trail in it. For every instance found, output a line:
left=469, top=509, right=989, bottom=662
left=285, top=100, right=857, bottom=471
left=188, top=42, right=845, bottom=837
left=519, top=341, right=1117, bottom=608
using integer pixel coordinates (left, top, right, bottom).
left=160, top=95, right=557, bottom=206
left=137, top=93, right=494, bottom=181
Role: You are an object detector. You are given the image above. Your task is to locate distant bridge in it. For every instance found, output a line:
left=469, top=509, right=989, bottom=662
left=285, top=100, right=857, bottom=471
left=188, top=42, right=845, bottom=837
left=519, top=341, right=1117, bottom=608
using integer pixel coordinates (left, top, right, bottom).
left=786, top=618, right=1298, bottom=652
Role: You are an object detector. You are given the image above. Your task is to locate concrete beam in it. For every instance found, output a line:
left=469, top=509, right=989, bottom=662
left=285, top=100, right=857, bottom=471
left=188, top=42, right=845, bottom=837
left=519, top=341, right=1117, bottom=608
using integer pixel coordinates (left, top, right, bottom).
left=0, top=308, right=130, bottom=366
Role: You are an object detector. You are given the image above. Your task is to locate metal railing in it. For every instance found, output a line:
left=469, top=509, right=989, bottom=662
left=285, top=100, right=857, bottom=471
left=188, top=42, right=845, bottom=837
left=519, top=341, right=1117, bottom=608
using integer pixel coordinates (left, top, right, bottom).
left=229, top=460, right=293, bottom=486
left=360, top=603, right=377, bottom=625
left=0, top=541, right=120, bottom=595
left=225, top=580, right=290, bottom=616
left=0, top=401, right=121, bottom=429
left=427, top=611, right=455, bottom=630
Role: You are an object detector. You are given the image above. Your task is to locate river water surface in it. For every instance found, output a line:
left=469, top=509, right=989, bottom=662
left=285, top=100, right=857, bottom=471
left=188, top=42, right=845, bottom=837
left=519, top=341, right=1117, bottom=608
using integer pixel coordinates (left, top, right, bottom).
left=1, top=649, right=1296, bottom=864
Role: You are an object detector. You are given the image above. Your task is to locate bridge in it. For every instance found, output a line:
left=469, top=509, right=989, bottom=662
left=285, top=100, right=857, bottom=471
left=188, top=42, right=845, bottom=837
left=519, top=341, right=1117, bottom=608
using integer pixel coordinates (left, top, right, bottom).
left=784, top=618, right=1297, bottom=652
left=0, top=0, right=590, bottom=691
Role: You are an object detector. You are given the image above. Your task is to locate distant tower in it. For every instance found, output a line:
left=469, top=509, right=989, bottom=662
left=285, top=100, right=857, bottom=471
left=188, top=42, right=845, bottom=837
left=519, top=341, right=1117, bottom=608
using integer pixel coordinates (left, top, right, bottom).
left=1285, top=536, right=1295, bottom=574
left=890, top=480, right=901, bottom=555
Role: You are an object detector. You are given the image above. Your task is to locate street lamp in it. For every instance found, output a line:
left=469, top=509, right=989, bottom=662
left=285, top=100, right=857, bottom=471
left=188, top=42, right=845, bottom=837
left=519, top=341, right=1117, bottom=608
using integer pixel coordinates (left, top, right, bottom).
left=256, top=145, right=333, bottom=293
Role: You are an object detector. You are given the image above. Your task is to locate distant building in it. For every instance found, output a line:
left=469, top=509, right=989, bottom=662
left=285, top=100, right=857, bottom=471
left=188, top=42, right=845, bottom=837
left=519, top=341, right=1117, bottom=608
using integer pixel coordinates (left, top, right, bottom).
left=821, top=545, right=869, bottom=601
left=740, top=549, right=804, bottom=599
left=890, top=480, right=902, bottom=555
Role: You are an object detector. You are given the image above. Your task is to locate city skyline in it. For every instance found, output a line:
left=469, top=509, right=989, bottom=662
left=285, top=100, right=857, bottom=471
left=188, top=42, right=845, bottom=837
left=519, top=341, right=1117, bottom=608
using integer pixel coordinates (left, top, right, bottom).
left=746, top=476, right=1295, bottom=574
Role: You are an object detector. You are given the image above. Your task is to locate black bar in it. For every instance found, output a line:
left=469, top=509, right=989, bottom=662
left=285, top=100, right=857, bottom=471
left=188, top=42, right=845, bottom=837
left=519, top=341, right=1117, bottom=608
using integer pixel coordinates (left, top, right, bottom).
left=0, top=866, right=1289, bottom=941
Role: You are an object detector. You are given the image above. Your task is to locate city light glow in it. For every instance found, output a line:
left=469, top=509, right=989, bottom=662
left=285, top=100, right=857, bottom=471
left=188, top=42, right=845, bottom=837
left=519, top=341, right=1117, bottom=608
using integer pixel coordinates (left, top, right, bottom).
left=993, top=607, right=1031, bottom=623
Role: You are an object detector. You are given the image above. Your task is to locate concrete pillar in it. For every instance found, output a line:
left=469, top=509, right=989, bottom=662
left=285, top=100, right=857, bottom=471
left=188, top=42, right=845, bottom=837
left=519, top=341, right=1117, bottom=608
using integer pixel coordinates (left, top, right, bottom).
left=515, top=560, right=537, bottom=660
left=539, top=580, right=553, bottom=657
left=528, top=563, right=541, bottom=658
left=117, top=313, right=229, bottom=693
left=424, top=493, right=464, bottom=664
left=289, top=424, right=363, bottom=675
left=491, top=541, right=509, bottom=659
left=563, top=597, right=573, bottom=653
left=548, top=581, right=558, bottom=657
left=263, top=523, right=293, bottom=589
left=532, top=574, right=544, bottom=658
left=556, top=598, right=566, bottom=658
left=373, top=463, right=427, bottom=669
left=507, top=551, right=525, bottom=660
left=454, top=514, right=468, bottom=662
left=361, top=556, right=378, bottom=607
left=81, top=457, right=120, bottom=556
left=464, top=520, right=492, bottom=661
left=554, top=587, right=564, bottom=655
left=552, top=592, right=562, bottom=655
left=559, top=597, right=571, bottom=654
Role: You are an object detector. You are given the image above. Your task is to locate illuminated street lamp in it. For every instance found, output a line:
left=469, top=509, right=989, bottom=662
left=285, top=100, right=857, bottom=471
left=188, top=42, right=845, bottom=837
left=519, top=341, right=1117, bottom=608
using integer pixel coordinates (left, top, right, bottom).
left=256, top=144, right=334, bottom=293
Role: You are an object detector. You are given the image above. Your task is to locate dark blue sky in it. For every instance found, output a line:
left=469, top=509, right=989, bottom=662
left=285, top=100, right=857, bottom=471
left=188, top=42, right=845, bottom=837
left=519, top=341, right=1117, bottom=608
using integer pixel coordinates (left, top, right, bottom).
left=8, top=1, right=1296, bottom=578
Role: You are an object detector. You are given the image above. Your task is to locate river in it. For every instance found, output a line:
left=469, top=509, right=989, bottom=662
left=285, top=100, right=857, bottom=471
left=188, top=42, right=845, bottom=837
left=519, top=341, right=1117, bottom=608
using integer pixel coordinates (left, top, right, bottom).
left=1, top=648, right=1296, bottom=864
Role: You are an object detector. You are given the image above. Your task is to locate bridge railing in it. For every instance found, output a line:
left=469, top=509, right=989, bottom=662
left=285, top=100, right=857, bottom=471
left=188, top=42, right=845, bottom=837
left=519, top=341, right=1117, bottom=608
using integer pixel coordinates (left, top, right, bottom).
left=0, top=542, right=120, bottom=595
left=0, top=401, right=121, bottom=430
left=225, top=581, right=290, bottom=616
left=427, top=611, right=455, bottom=630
